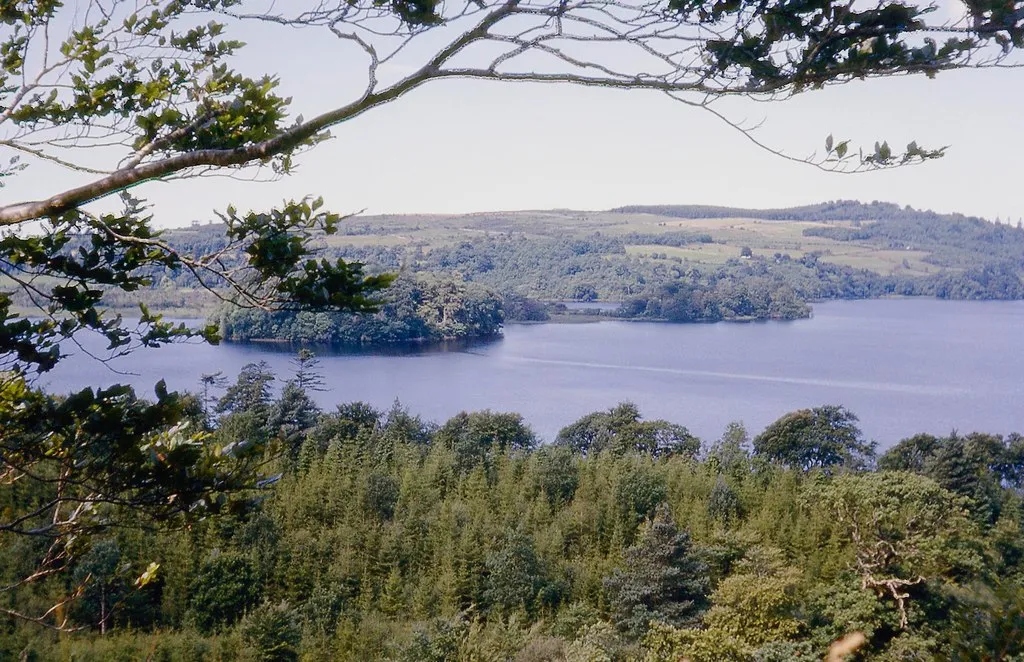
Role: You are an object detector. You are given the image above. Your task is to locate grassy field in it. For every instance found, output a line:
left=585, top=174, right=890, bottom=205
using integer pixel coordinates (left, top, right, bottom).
left=326, top=210, right=942, bottom=276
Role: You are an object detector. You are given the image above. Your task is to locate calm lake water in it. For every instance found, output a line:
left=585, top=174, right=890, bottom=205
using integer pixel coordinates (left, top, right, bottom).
left=41, top=299, right=1024, bottom=447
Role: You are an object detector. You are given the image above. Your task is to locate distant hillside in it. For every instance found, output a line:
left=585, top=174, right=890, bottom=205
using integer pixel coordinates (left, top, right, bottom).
left=129, top=199, right=1024, bottom=322
left=609, top=200, right=993, bottom=224
left=611, top=200, right=1024, bottom=272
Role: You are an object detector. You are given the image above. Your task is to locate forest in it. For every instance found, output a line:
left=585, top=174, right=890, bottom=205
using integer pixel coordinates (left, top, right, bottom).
left=218, top=274, right=504, bottom=346
left=2, top=358, right=1022, bottom=661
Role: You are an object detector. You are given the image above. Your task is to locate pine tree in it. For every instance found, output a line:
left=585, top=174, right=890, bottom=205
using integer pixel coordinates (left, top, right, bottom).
left=381, top=564, right=407, bottom=617
left=198, top=371, right=228, bottom=427
left=707, top=476, right=743, bottom=524
left=926, top=435, right=997, bottom=524
left=217, top=362, right=276, bottom=415
left=291, top=349, right=326, bottom=392
left=267, top=381, right=323, bottom=458
left=604, top=506, right=710, bottom=637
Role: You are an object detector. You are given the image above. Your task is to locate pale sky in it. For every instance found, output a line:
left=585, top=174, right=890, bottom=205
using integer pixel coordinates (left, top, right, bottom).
left=5, top=2, right=1023, bottom=227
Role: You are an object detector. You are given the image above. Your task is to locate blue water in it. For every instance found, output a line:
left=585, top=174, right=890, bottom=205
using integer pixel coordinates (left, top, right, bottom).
left=41, top=299, right=1024, bottom=447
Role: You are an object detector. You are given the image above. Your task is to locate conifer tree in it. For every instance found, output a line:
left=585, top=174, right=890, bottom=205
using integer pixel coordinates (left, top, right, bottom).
left=604, top=506, right=709, bottom=636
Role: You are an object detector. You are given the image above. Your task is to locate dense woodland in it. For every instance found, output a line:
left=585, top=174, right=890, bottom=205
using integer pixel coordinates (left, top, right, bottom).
left=219, top=274, right=504, bottom=346
left=612, top=201, right=1014, bottom=225
left=2, top=358, right=1023, bottom=661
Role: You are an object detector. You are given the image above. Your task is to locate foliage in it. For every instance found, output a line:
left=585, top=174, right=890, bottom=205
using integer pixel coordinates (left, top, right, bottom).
left=1, top=0, right=1021, bottom=642
left=436, top=410, right=537, bottom=474
left=1, top=388, right=1022, bottom=658
left=217, top=362, right=276, bottom=415
left=707, top=476, right=744, bottom=524
left=308, top=201, right=1024, bottom=319
left=948, top=582, right=1024, bottom=660
left=241, top=602, right=302, bottom=662
left=708, top=422, right=753, bottom=476
left=218, top=273, right=503, bottom=346
left=810, top=471, right=984, bottom=629
left=880, top=431, right=1024, bottom=523
left=753, top=405, right=875, bottom=471
left=699, top=547, right=804, bottom=649
left=484, top=531, right=551, bottom=616
left=555, top=402, right=700, bottom=458
left=188, top=553, right=262, bottom=633
left=604, top=506, right=709, bottom=636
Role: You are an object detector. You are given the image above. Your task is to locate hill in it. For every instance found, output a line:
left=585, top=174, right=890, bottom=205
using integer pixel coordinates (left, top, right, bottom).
left=119, top=201, right=1024, bottom=325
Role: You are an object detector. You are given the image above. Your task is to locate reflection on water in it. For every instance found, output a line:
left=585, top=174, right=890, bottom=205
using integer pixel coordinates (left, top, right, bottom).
left=234, top=333, right=505, bottom=358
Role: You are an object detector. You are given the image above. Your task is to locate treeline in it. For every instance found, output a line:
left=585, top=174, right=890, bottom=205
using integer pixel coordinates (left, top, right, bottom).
left=611, top=200, right=995, bottom=224
left=218, top=273, right=503, bottom=345
left=380, top=234, right=1024, bottom=305
left=4, top=361, right=1023, bottom=661
left=18, top=200, right=1024, bottom=309
left=413, top=235, right=835, bottom=306
left=616, top=276, right=810, bottom=322
left=803, top=215, right=1024, bottom=271
left=610, top=201, right=1024, bottom=298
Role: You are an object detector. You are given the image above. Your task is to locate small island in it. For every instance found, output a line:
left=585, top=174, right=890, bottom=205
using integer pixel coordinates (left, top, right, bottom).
left=217, top=273, right=504, bottom=346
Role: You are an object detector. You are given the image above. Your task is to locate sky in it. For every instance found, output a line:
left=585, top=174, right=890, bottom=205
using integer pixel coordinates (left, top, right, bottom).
left=4, top=1, right=1023, bottom=227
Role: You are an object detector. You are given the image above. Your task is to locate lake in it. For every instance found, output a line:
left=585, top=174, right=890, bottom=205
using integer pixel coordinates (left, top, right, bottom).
left=41, top=298, right=1024, bottom=447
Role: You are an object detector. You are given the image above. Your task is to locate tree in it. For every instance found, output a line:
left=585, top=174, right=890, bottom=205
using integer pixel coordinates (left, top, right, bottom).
left=484, top=531, right=549, bottom=616
left=877, top=433, right=944, bottom=473
left=435, top=410, right=537, bottom=473
left=648, top=547, right=804, bottom=661
left=880, top=432, right=1017, bottom=523
left=948, top=582, right=1024, bottom=660
left=188, top=553, right=262, bottom=633
left=811, top=472, right=984, bottom=629
left=556, top=402, right=699, bottom=458
left=291, top=349, right=326, bottom=393
left=242, top=601, right=303, bottom=662
left=699, top=547, right=803, bottom=650
left=604, top=506, right=709, bottom=636
left=217, top=361, right=276, bottom=415
left=199, top=371, right=229, bottom=426
left=0, top=378, right=257, bottom=627
left=707, top=475, right=743, bottom=524
left=753, top=405, right=875, bottom=472
left=532, top=446, right=580, bottom=505
left=708, top=422, right=752, bottom=476
left=70, top=540, right=126, bottom=635
left=3, top=0, right=1017, bottom=381
left=3, top=0, right=1015, bottom=229
left=266, top=381, right=323, bottom=457
left=615, top=462, right=669, bottom=531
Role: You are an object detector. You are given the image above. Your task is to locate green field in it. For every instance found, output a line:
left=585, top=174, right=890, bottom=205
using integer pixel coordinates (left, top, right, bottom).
left=325, top=210, right=943, bottom=276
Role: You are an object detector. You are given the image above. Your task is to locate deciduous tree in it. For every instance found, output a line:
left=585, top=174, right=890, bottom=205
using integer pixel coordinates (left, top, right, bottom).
left=811, top=471, right=984, bottom=629
left=754, top=405, right=875, bottom=472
